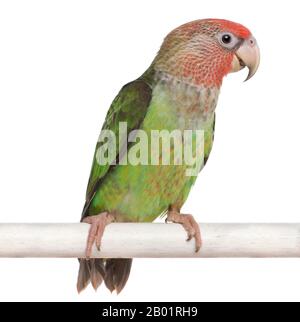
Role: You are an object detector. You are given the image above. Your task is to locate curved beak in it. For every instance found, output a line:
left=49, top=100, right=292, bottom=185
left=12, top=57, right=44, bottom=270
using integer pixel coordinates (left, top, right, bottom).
left=231, top=36, right=260, bottom=81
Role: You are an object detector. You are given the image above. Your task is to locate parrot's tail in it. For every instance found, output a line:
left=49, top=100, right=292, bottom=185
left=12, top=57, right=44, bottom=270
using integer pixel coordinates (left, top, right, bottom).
left=77, top=258, right=132, bottom=294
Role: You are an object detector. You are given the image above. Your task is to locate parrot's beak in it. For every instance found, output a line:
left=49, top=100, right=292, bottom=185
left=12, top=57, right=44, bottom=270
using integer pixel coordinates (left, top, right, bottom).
left=231, top=36, right=260, bottom=81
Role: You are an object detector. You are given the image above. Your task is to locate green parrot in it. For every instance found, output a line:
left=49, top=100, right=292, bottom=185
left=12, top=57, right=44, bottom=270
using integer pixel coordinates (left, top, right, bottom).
left=77, top=19, right=260, bottom=293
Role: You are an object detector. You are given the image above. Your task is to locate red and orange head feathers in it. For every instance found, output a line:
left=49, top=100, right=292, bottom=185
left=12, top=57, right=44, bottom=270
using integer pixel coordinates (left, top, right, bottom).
left=153, top=19, right=260, bottom=87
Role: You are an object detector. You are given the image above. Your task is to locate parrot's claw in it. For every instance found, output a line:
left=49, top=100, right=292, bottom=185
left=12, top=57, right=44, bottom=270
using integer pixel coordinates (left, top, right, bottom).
left=166, top=210, right=202, bottom=253
left=82, top=212, right=115, bottom=259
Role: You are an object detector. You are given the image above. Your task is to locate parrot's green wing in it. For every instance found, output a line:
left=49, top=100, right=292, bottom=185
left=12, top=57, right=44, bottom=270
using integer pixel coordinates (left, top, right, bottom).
left=82, top=79, right=152, bottom=219
left=204, top=113, right=215, bottom=165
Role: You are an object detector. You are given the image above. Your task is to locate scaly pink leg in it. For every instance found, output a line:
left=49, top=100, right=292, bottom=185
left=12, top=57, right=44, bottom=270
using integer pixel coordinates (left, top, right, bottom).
left=82, top=212, right=115, bottom=258
left=166, top=209, right=202, bottom=252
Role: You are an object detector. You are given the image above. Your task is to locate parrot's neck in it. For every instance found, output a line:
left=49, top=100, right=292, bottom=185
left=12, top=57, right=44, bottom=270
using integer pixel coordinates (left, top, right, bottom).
left=150, top=69, right=220, bottom=130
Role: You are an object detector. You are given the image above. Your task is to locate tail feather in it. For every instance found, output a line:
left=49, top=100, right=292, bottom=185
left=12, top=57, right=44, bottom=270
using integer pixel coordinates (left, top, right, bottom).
left=77, top=259, right=91, bottom=293
left=90, top=259, right=105, bottom=290
left=104, top=259, right=132, bottom=294
left=77, top=258, right=132, bottom=294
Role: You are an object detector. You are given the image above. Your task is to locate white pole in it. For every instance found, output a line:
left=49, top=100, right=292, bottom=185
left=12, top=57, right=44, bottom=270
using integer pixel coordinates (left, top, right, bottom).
left=0, top=223, right=299, bottom=258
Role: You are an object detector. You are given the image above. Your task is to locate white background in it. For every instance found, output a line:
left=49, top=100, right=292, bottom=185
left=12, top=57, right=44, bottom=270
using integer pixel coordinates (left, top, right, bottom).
left=0, top=0, right=299, bottom=302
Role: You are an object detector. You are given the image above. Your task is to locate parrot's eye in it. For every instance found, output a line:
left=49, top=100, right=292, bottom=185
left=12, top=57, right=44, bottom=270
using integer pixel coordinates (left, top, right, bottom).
left=222, top=34, right=232, bottom=44
left=217, top=32, right=240, bottom=50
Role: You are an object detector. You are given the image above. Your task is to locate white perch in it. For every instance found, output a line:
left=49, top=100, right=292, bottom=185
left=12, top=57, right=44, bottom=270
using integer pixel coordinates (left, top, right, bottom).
left=0, top=223, right=300, bottom=258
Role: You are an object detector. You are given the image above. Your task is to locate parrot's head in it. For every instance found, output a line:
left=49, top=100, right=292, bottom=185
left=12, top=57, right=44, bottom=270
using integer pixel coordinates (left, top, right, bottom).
left=153, top=19, right=260, bottom=87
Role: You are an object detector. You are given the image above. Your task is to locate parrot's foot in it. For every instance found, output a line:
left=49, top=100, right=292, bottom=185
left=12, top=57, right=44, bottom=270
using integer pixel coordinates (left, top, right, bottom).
left=166, top=210, right=201, bottom=252
left=82, top=212, right=115, bottom=258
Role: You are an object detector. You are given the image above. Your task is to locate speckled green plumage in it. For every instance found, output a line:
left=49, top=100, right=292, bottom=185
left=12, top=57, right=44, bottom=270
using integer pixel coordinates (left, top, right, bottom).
left=82, top=68, right=217, bottom=223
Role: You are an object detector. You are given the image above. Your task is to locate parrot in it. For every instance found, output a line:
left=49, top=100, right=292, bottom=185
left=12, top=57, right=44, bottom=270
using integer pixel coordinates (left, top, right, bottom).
left=77, top=18, right=260, bottom=294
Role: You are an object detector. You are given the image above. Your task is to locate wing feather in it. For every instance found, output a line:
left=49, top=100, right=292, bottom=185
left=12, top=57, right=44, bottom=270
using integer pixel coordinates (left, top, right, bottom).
left=82, top=79, right=152, bottom=218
